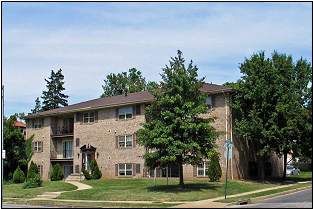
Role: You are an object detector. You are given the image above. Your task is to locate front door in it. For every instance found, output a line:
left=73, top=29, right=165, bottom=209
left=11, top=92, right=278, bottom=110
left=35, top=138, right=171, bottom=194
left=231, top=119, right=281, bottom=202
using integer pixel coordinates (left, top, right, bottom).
left=82, top=152, right=95, bottom=172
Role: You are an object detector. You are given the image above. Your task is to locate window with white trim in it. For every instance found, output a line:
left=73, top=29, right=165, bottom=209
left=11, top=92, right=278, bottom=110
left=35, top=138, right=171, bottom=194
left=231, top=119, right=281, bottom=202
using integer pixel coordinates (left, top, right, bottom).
left=197, top=162, right=210, bottom=177
left=34, top=119, right=42, bottom=128
left=34, top=141, right=42, bottom=152
left=119, top=163, right=133, bottom=177
left=205, top=96, right=212, bottom=109
left=37, top=165, right=42, bottom=175
left=83, top=112, right=95, bottom=123
left=119, top=135, right=133, bottom=148
left=119, top=106, right=133, bottom=120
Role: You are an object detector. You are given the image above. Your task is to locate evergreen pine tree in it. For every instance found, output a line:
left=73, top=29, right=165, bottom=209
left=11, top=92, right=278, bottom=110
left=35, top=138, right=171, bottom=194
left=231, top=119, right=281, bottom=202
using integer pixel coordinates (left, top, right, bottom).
left=41, top=69, right=69, bottom=111
left=207, top=151, right=222, bottom=182
left=31, top=97, right=42, bottom=113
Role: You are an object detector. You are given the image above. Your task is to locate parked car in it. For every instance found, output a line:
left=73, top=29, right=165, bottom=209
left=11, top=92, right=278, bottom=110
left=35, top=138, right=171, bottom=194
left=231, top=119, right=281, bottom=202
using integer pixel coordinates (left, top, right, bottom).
left=286, top=165, right=300, bottom=175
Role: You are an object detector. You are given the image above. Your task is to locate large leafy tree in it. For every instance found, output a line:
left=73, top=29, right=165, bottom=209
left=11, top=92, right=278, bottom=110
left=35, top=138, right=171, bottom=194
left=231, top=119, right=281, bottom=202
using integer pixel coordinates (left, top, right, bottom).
left=101, top=68, right=159, bottom=97
left=3, top=114, right=27, bottom=180
left=137, top=50, right=220, bottom=188
left=230, top=51, right=312, bottom=180
left=41, top=69, right=69, bottom=111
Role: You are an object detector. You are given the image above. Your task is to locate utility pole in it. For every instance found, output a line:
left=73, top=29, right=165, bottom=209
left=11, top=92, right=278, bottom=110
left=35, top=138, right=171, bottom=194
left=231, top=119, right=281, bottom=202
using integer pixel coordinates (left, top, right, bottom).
left=1, top=85, right=5, bottom=201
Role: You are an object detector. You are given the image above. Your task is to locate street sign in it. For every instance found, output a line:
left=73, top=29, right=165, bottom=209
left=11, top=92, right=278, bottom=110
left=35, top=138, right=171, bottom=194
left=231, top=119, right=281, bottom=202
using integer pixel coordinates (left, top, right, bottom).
left=224, top=149, right=232, bottom=159
left=2, top=150, right=6, bottom=159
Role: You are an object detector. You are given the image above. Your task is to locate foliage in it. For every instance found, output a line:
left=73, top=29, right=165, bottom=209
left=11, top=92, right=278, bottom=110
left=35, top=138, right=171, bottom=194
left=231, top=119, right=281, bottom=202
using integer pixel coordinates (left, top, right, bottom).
left=137, top=50, right=220, bottom=188
left=231, top=51, right=312, bottom=179
left=27, top=161, right=39, bottom=180
left=31, top=97, right=42, bottom=113
left=90, top=160, right=102, bottom=179
left=19, top=134, right=34, bottom=168
left=41, top=68, right=69, bottom=111
left=50, top=163, right=64, bottom=181
left=207, top=151, right=222, bottom=182
left=22, top=174, right=42, bottom=189
left=3, top=113, right=27, bottom=180
left=81, top=168, right=92, bottom=180
left=13, top=166, right=25, bottom=183
left=101, top=68, right=159, bottom=97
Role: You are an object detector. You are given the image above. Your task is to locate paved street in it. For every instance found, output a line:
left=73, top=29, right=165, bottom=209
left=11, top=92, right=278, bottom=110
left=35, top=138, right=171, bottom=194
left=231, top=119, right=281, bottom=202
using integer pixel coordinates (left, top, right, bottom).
left=226, top=189, right=312, bottom=208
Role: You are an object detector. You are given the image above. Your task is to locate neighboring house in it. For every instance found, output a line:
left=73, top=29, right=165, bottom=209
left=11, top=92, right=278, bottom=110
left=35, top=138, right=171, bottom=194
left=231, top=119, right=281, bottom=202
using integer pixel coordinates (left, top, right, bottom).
left=24, top=83, right=284, bottom=181
left=13, top=120, right=27, bottom=140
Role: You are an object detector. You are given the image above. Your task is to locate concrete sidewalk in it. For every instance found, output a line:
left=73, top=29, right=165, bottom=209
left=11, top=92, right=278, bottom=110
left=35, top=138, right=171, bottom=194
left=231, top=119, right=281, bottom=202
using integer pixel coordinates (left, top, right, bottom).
left=171, top=181, right=312, bottom=208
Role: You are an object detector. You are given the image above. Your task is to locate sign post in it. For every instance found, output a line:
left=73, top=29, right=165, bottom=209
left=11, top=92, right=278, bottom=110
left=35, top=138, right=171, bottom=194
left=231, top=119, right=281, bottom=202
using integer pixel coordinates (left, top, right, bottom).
left=223, top=140, right=234, bottom=199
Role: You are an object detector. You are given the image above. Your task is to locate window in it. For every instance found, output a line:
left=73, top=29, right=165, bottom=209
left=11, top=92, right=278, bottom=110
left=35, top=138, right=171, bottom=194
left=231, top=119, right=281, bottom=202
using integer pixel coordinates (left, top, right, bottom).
left=34, top=119, right=42, bottom=128
left=119, top=135, right=133, bottom=148
left=63, top=141, right=73, bottom=158
left=119, top=106, right=133, bottom=120
left=34, top=141, right=42, bottom=152
left=37, top=165, right=42, bottom=175
left=119, top=163, right=133, bottom=177
left=83, top=112, right=95, bottom=123
left=197, top=162, right=210, bottom=177
left=205, top=96, right=212, bottom=109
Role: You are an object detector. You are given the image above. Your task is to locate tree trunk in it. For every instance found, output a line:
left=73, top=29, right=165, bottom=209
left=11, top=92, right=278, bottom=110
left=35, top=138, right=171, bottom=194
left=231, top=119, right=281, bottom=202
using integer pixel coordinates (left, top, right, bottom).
left=179, top=162, right=184, bottom=188
left=283, top=151, right=287, bottom=180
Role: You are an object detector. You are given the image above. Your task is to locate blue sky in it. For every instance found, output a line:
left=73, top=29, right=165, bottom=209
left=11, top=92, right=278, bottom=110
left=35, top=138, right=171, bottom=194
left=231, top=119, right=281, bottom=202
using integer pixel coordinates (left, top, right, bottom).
left=1, top=2, right=312, bottom=118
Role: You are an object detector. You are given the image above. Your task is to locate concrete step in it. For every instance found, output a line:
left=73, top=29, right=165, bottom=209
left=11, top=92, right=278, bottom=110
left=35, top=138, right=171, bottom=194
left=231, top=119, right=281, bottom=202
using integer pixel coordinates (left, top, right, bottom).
left=64, top=173, right=85, bottom=181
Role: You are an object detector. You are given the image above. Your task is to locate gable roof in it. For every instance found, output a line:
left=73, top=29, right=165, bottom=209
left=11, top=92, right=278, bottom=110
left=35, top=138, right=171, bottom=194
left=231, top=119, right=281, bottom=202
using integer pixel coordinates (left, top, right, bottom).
left=24, top=83, right=235, bottom=119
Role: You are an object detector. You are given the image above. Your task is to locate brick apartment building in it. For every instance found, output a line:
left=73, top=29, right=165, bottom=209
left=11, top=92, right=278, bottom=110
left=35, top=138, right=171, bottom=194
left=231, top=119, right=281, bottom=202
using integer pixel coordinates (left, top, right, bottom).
left=24, top=83, right=284, bottom=181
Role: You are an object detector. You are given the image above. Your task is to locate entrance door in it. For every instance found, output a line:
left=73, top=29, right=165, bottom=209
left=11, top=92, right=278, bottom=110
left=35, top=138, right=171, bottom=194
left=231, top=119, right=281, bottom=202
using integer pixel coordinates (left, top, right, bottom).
left=82, top=152, right=95, bottom=172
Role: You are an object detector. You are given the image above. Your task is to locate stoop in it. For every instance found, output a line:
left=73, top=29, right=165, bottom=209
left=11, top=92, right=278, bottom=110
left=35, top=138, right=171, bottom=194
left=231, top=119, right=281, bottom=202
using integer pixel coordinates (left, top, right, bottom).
left=64, top=173, right=85, bottom=181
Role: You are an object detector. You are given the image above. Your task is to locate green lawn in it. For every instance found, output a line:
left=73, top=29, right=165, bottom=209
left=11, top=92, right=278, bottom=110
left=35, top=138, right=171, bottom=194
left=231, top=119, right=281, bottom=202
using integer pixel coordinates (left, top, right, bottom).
left=3, top=171, right=312, bottom=203
left=3, top=181, right=77, bottom=198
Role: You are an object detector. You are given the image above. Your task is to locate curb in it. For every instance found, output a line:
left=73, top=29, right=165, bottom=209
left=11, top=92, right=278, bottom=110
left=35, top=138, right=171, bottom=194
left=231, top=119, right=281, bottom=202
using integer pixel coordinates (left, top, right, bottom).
left=226, top=184, right=312, bottom=206
left=249, top=185, right=312, bottom=203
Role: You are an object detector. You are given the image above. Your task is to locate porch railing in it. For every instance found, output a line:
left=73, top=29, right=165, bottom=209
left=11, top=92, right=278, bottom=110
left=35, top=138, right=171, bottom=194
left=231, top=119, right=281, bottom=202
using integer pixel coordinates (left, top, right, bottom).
left=51, top=126, right=74, bottom=136
left=50, top=150, right=73, bottom=159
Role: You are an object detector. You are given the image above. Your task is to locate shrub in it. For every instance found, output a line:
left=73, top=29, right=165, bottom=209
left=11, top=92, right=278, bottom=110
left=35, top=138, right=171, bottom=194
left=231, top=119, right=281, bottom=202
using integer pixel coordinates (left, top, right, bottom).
left=50, top=163, right=64, bottom=181
left=81, top=168, right=92, bottom=180
left=208, top=151, right=222, bottom=182
left=27, top=161, right=39, bottom=180
left=13, top=166, right=25, bottom=183
left=92, top=165, right=102, bottom=179
left=90, top=160, right=102, bottom=179
left=23, top=174, right=42, bottom=189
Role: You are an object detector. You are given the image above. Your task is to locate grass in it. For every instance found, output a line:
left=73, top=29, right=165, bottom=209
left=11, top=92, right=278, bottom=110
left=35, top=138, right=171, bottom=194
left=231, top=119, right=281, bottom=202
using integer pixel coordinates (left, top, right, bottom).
left=2, top=180, right=77, bottom=198
left=3, top=171, right=312, bottom=208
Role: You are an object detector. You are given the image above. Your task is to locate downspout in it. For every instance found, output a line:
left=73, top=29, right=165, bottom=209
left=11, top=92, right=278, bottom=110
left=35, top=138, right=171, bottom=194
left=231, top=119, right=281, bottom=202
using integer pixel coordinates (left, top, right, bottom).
left=222, top=91, right=228, bottom=179
left=229, top=91, right=238, bottom=180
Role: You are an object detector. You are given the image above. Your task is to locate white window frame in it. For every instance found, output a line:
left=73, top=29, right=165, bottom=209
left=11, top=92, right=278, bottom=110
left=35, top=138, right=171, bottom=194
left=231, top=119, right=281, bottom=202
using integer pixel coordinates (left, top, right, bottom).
left=118, top=163, right=133, bottom=177
left=37, top=165, right=42, bottom=175
left=197, top=162, right=210, bottom=177
left=119, top=135, right=133, bottom=148
left=205, top=96, right=212, bottom=109
left=34, top=119, right=42, bottom=129
left=119, top=106, right=133, bottom=120
left=63, top=141, right=73, bottom=158
left=34, top=141, right=42, bottom=152
left=83, top=112, right=95, bottom=124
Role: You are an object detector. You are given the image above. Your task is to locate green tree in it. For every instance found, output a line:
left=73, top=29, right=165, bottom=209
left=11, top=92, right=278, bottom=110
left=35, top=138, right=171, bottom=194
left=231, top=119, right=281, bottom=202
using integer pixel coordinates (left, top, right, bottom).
left=137, top=50, right=220, bottom=188
left=50, top=163, right=64, bottom=181
left=31, top=97, right=42, bottom=113
left=13, top=166, right=25, bottom=183
left=101, top=68, right=159, bottom=97
left=3, top=114, right=26, bottom=180
left=41, top=69, right=69, bottom=111
left=27, top=161, right=39, bottom=180
left=231, top=51, right=312, bottom=180
left=207, top=151, right=222, bottom=182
